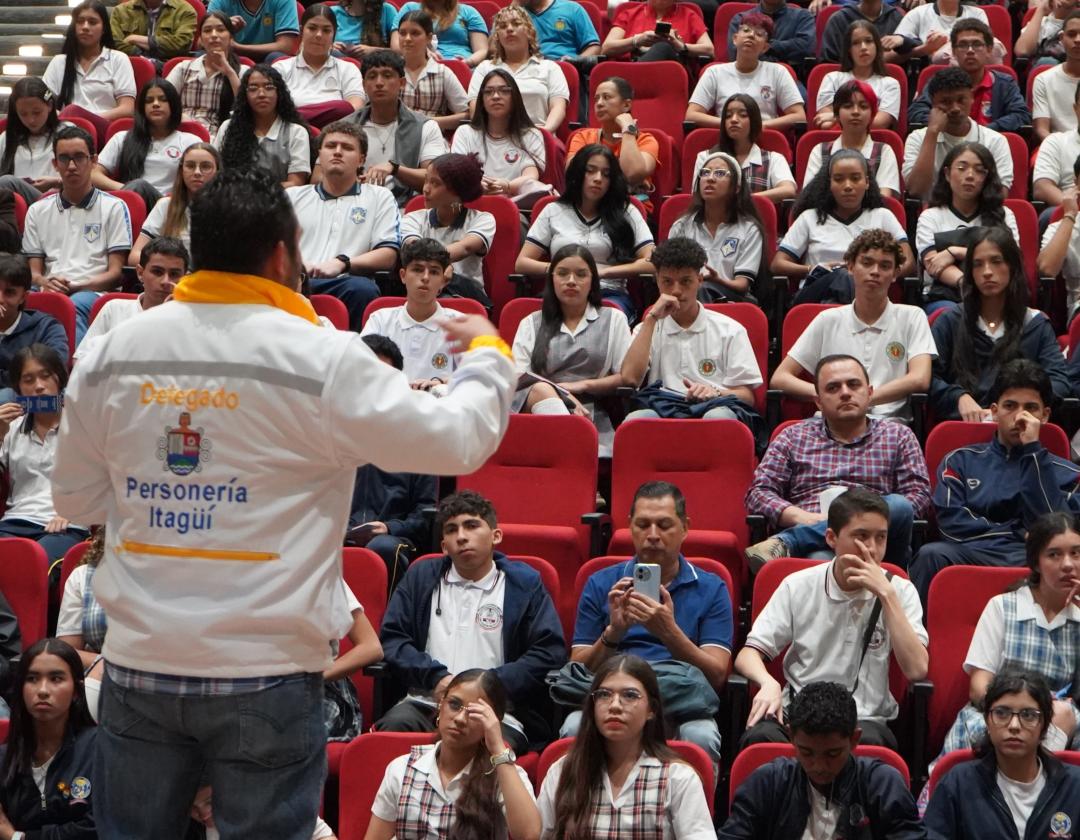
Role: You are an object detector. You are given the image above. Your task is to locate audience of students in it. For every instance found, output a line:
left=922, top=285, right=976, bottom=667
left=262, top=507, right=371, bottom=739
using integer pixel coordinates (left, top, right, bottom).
left=0, top=254, right=69, bottom=400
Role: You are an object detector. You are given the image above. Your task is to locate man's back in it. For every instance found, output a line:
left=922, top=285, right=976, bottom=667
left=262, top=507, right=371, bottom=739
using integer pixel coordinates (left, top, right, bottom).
left=53, top=299, right=513, bottom=679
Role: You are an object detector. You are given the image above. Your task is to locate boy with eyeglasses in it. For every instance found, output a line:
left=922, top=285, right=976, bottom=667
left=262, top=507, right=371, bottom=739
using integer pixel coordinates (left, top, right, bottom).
left=908, top=20, right=1029, bottom=133
left=22, top=125, right=132, bottom=346
left=720, top=681, right=924, bottom=840
left=685, top=12, right=805, bottom=132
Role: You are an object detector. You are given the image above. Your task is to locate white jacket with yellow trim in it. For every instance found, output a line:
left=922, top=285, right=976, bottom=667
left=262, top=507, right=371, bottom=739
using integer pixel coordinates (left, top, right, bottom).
left=52, top=299, right=515, bottom=678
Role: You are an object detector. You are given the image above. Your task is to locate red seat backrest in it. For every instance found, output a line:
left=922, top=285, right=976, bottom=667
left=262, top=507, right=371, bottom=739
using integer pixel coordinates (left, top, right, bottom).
left=924, top=566, right=1029, bottom=757
left=339, top=547, right=387, bottom=723
left=0, top=539, right=48, bottom=647
left=89, top=291, right=138, bottom=326
left=556, top=60, right=580, bottom=143
left=111, top=189, right=147, bottom=240
left=781, top=303, right=839, bottom=358
left=536, top=737, right=715, bottom=813
left=12, top=193, right=27, bottom=235
left=982, top=3, right=1014, bottom=64
left=1003, top=197, right=1039, bottom=298
left=925, top=421, right=1071, bottom=490
left=589, top=61, right=690, bottom=143
left=311, top=294, right=349, bottom=330
left=1002, top=136, right=1030, bottom=203
left=26, top=292, right=76, bottom=364
left=704, top=302, right=768, bottom=415
left=611, top=419, right=756, bottom=547
left=338, top=731, right=437, bottom=839
left=128, top=55, right=157, bottom=93
left=104, top=117, right=134, bottom=145
left=58, top=541, right=90, bottom=598
left=730, top=743, right=909, bottom=809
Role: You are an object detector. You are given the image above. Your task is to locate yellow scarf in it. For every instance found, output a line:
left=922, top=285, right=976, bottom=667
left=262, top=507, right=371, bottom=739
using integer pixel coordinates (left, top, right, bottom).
left=172, top=270, right=320, bottom=325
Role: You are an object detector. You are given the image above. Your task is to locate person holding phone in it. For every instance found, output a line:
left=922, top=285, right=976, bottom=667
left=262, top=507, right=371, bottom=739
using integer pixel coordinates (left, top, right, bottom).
left=601, top=0, right=713, bottom=64
left=0, top=344, right=89, bottom=566
left=566, top=480, right=733, bottom=782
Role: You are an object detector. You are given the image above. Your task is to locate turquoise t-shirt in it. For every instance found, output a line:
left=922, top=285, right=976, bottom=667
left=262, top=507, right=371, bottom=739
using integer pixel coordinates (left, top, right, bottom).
left=527, top=0, right=599, bottom=60
left=207, top=0, right=299, bottom=45
left=392, top=2, right=488, bottom=60
left=331, top=2, right=397, bottom=46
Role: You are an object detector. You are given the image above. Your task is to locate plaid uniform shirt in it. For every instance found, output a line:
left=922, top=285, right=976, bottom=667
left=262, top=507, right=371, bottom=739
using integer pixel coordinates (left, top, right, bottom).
left=395, top=745, right=455, bottom=840
left=746, top=417, right=932, bottom=527
left=587, top=760, right=668, bottom=840
left=176, top=59, right=229, bottom=134
left=404, top=62, right=456, bottom=118
left=106, top=663, right=289, bottom=696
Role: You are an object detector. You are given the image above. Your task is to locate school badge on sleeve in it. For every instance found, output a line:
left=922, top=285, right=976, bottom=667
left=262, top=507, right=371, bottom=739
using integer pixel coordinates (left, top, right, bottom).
left=69, top=776, right=91, bottom=804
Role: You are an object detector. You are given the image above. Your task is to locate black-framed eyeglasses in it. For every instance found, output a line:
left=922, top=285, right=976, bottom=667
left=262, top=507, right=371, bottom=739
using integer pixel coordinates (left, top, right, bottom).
left=988, top=706, right=1043, bottom=728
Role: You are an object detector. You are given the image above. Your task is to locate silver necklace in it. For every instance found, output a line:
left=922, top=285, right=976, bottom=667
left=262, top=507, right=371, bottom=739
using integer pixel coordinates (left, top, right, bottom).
left=367, top=120, right=395, bottom=154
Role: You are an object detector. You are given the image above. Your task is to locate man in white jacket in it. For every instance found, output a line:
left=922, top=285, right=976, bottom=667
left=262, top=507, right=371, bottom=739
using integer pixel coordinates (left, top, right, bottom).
left=51, top=166, right=516, bottom=839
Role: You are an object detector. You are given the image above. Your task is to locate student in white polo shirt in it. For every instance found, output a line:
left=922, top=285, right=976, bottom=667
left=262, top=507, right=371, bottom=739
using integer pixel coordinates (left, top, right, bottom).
left=401, top=153, right=496, bottom=305
left=93, top=78, right=203, bottom=211
left=277, top=4, right=365, bottom=129
left=22, top=125, right=133, bottom=346
left=734, top=488, right=929, bottom=750
left=1039, top=180, right=1080, bottom=326
left=80, top=237, right=189, bottom=352
left=620, top=237, right=762, bottom=424
left=903, top=67, right=1013, bottom=199
left=772, top=229, right=936, bottom=423
left=684, top=13, right=805, bottom=133
left=288, top=119, right=399, bottom=331
left=1033, top=86, right=1080, bottom=208
left=376, top=490, right=567, bottom=753
left=43, top=0, right=137, bottom=142
left=1033, top=11, right=1080, bottom=142
left=361, top=238, right=461, bottom=388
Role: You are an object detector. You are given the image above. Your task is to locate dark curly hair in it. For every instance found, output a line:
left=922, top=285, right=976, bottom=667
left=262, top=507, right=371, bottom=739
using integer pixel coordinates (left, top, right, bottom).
left=220, top=64, right=311, bottom=174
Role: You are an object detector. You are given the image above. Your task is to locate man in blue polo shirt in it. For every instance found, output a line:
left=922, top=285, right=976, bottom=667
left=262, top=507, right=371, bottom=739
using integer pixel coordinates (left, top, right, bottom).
left=565, top=479, right=732, bottom=779
left=516, top=0, right=600, bottom=123
left=207, top=0, right=299, bottom=59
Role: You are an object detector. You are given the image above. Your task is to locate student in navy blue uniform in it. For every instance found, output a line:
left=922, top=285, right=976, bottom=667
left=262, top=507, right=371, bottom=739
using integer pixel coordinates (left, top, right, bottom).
left=0, top=255, right=69, bottom=403
left=911, top=359, right=1080, bottom=604
left=376, top=490, right=566, bottom=752
left=925, top=670, right=1080, bottom=840
left=719, top=681, right=925, bottom=840
left=0, top=638, right=97, bottom=840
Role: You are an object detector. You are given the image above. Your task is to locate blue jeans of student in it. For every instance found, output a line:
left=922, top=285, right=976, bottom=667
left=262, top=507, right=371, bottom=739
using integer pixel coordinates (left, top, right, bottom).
left=70, top=290, right=100, bottom=346
left=0, top=518, right=89, bottom=564
left=96, top=671, right=326, bottom=839
left=776, top=493, right=915, bottom=568
left=309, top=274, right=379, bottom=332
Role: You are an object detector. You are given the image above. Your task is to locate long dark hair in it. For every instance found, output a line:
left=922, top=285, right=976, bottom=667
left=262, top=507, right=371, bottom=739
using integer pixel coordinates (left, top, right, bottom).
left=951, top=226, right=1028, bottom=396
left=530, top=244, right=602, bottom=375
left=116, top=78, right=182, bottom=183
left=929, top=141, right=1006, bottom=228
left=437, top=669, right=508, bottom=840
left=10, top=343, right=68, bottom=420
left=974, top=670, right=1054, bottom=762
left=552, top=655, right=681, bottom=839
left=2, top=78, right=60, bottom=176
left=793, top=148, right=884, bottom=224
left=560, top=144, right=635, bottom=264
left=0, top=639, right=94, bottom=787
left=840, top=19, right=888, bottom=76
left=199, top=11, right=242, bottom=128
left=301, top=3, right=337, bottom=46
left=58, top=0, right=115, bottom=108
left=1022, top=511, right=1080, bottom=587
left=220, top=64, right=310, bottom=172
left=346, top=0, right=388, bottom=46
left=711, top=93, right=762, bottom=156
left=471, top=69, right=542, bottom=171
left=683, top=151, right=768, bottom=287
left=163, top=142, right=221, bottom=238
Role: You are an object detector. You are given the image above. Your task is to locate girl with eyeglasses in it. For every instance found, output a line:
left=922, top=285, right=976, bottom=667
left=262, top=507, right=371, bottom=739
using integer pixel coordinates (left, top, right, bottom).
left=935, top=513, right=1080, bottom=763
left=364, top=669, right=541, bottom=840
left=670, top=151, right=767, bottom=304
left=926, top=670, right=1080, bottom=839
left=916, top=141, right=1018, bottom=315
left=538, top=655, right=714, bottom=839
left=92, top=78, right=202, bottom=211
left=510, top=245, right=632, bottom=453
left=813, top=21, right=901, bottom=131
left=131, top=143, right=221, bottom=266
left=802, top=80, right=901, bottom=199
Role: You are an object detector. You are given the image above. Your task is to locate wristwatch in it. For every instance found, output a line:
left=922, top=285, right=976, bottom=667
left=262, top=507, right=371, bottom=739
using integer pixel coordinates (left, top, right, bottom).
left=389, top=160, right=401, bottom=176
left=487, top=748, right=516, bottom=774
left=336, top=254, right=351, bottom=272
left=622, top=123, right=640, bottom=137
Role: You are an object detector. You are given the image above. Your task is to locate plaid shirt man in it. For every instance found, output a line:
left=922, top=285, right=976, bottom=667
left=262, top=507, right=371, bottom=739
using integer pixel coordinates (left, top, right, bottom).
left=745, top=416, right=932, bottom=527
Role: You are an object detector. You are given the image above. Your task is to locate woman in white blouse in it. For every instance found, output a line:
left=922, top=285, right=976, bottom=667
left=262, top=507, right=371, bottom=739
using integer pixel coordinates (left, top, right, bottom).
left=467, top=6, right=569, bottom=134
left=539, top=655, right=715, bottom=840
left=365, top=669, right=540, bottom=840
left=813, top=20, right=900, bottom=131
left=43, top=0, right=135, bottom=143
left=0, top=78, right=65, bottom=204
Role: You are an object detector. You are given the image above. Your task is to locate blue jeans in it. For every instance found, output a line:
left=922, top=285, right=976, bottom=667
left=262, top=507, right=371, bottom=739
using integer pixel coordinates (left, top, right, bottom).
left=309, top=274, right=379, bottom=332
left=924, top=299, right=958, bottom=318
left=777, top=493, right=915, bottom=568
left=70, top=290, right=100, bottom=346
left=601, top=288, right=635, bottom=321
left=97, top=671, right=326, bottom=839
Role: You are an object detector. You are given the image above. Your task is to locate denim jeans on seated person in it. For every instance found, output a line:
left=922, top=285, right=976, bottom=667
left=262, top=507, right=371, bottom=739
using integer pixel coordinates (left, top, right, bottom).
left=96, top=670, right=326, bottom=839
left=776, top=493, right=914, bottom=568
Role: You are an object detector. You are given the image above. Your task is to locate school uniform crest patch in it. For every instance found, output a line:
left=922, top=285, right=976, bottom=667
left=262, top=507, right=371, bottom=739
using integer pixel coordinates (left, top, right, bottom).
left=431, top=352, right=449, bottom=370
left=759, top=85, right=773, bottom=101
left=554, top=18, right=567, bottom=29
left=698, top=358, right=717, bottom=376
left=475, top=604, right=503, bottom=630
left=349, top=206, right=367, bottom=224
left=1050, top=812, right=1072, bottom=838
left=83, top=223, right=101, bottom=243
left=885, top=341, right=905, bottom=361
left=720, top=237, right=739, bottom=258
left=504, top=149, right=521, bottom=164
